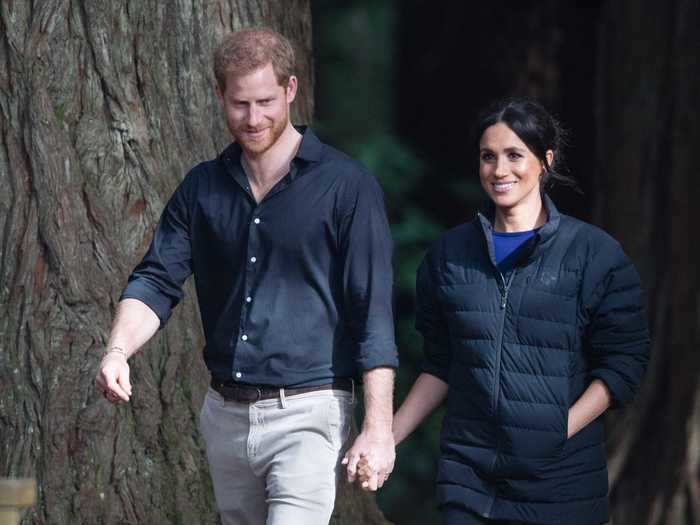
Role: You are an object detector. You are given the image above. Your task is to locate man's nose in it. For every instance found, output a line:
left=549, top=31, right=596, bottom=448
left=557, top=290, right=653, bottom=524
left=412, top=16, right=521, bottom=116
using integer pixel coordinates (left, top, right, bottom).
left=247, top=105, right=262, bottom=127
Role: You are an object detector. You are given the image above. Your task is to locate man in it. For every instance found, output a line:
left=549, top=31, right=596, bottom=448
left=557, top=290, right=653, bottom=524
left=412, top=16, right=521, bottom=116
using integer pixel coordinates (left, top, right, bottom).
left=95, top=27, right=397, bottom=524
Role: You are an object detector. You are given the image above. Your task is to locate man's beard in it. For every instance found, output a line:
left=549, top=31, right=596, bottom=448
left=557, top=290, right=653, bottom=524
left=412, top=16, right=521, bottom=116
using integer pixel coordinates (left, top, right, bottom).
left=234, top=109, right=288, bottom=157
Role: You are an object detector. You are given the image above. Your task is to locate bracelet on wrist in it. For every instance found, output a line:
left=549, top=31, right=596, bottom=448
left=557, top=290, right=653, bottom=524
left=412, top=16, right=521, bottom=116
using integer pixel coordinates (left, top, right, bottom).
left=105, top=346, right=128, bottom=358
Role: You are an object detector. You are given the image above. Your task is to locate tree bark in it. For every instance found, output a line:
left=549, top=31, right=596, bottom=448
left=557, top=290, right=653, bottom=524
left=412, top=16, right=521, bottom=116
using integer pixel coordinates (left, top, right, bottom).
left=0, top=1, right=386, bottom=523
left=594, top=0, right=700, bottom=523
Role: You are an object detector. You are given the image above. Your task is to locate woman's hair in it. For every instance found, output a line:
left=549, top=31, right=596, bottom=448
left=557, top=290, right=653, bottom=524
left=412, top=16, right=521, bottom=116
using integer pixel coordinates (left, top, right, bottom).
left=474, top=98, right=579, bottom=192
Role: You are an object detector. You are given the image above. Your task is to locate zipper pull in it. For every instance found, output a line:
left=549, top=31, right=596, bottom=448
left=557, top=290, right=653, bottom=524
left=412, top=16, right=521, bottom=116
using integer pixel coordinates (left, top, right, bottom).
left=500, top=270, right=516, bottom=309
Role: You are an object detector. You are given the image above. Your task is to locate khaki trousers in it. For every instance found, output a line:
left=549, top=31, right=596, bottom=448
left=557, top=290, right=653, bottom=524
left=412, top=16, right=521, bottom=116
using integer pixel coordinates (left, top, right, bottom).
left=199, top=387, right=352, bottom=525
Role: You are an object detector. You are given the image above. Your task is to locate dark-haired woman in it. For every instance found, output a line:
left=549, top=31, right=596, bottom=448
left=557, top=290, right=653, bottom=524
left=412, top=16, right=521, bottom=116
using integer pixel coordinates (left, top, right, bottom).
left=392, top=99, right=649, bottom=524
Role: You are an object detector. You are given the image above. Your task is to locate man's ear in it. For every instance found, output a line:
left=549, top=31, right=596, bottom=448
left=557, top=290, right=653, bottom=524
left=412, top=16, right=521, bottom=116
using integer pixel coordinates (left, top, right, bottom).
left=285, top=75, right=298, bottom=104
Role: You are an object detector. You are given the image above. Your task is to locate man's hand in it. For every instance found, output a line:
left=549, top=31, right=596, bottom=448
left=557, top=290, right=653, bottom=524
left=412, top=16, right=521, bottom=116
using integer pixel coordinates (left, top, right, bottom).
left=96, top=352, right=132, bottom=403
left=341, top=366, right=395, bottom=490
left=95, top=299, right=160, bottom=404
left=342, top=429, right=395, bottom=490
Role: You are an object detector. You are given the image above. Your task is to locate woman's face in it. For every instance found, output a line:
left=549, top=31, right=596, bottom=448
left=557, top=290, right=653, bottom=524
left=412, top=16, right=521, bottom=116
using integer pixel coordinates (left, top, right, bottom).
left=479, top=122, right=551, bottom=214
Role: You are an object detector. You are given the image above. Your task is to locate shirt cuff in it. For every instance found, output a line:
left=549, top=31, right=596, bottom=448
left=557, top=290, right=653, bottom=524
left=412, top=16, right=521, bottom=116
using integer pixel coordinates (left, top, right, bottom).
left=119, top=280, right=174, bottom=328
left=355, top=343, right=399, bottom=372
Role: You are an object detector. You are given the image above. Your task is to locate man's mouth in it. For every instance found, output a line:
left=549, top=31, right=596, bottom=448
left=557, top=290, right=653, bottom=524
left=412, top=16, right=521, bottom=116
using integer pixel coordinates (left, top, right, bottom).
left=244, top=128, right=267, bottom=140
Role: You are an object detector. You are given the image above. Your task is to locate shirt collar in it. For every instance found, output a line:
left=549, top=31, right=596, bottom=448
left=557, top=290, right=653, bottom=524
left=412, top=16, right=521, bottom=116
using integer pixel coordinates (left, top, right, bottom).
left=294, top=125, right=323, bottom=162
left=219, top=125, right=323, bottom=166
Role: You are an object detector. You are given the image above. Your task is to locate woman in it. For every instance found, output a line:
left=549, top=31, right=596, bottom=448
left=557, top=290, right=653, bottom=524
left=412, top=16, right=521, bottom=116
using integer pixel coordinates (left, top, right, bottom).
left=389, top=99, right=649, bottom=524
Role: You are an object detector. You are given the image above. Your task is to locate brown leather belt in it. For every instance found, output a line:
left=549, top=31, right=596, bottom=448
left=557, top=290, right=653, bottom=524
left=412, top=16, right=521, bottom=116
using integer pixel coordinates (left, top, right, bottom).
left=210, top=377, right=353, bottom=403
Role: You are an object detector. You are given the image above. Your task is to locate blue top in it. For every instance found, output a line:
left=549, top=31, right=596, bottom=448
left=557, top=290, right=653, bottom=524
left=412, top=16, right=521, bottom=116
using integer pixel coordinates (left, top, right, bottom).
left=120, top=127, right=398, bottom=387
left=492, top=229, right=538, bottom=272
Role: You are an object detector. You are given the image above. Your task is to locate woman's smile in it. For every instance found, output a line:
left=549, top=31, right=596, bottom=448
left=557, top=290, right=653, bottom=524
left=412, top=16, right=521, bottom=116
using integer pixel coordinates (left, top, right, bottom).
left=492, top=181, right=517, bottom=192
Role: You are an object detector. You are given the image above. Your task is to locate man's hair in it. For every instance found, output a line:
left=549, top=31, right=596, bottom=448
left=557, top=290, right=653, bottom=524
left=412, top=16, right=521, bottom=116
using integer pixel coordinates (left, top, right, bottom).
left=213, top=27, right=295, bottom=90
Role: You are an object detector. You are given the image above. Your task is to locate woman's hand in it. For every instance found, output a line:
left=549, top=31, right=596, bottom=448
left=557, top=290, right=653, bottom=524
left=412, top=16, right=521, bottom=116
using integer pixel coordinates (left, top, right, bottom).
left=566, top=379, right=612, bottom=439
left=354, top=453, right=377, bottom=489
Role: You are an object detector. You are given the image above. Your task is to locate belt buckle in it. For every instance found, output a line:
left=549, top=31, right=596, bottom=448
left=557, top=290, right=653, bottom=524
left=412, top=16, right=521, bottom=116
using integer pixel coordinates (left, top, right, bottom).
left=237, top=385, right=262, bottom=403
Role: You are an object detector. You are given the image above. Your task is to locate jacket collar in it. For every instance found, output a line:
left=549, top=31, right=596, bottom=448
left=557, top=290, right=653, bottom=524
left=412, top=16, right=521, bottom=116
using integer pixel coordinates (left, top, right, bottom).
left=477, top=193, right=561, bottom=267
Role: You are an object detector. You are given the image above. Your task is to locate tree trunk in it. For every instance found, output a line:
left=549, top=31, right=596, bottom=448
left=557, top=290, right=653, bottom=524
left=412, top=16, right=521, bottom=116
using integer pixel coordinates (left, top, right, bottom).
left=0, top=1, right=386, bottom=523
left=594, top=0, right=700, bottom=523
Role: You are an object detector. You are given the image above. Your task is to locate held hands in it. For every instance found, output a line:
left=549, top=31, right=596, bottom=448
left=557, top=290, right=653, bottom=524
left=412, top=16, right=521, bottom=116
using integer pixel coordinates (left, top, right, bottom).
left=354, top=454, right=378, bottom=490
left=95, top=348, right=132, bottom=404
left=342, top=429, right=395, bottom=491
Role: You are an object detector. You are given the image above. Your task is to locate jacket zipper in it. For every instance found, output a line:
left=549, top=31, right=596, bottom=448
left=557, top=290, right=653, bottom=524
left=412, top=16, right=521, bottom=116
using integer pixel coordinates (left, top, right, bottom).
left=488, top=269, right=516, bottom=471
left=492, top=269, right=516, bottom=412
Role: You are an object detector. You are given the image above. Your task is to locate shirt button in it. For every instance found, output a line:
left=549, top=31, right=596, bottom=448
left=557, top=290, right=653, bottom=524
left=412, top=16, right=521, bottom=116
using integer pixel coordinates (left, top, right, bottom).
left=253, top=218, right=261, bottom=224
left=246, top=296, right=252, bottom=303
left=235, top=372, right=242, bottom=379
left=250, top=256, right=257, bottom=263
left=241, top=334, right=248, bottom=341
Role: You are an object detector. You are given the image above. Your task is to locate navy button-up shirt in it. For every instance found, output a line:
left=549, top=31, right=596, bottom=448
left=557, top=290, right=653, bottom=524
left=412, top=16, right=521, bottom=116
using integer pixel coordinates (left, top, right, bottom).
left=120, top=127, right=398, bottom=386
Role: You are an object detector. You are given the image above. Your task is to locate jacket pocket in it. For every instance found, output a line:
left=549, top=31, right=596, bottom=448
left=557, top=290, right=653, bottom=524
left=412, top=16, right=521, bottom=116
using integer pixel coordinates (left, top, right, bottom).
left=498, top=396, right=569, bottom=461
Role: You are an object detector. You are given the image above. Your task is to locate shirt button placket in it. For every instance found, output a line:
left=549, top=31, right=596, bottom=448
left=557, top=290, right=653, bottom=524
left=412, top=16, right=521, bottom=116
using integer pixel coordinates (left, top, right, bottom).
left=247, top=216, right=261, bottom=300
left=239, top=213, right=260, bottom=365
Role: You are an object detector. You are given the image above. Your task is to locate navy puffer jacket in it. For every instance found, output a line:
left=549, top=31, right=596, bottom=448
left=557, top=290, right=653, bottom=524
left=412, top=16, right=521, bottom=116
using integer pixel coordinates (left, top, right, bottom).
left=417, top=196, right=649, bottom=525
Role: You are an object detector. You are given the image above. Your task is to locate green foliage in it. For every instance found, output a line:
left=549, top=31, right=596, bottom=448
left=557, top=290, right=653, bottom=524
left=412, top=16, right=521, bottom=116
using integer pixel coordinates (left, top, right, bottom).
left=353, top=133, right=422, bottom=200
left=312, top=2, right=446, bottom=522
left=357, top=133, right=443, bottom=521
left=313, top=1, right=397, bottom=143
left=351, top=133, right=442, bottom=293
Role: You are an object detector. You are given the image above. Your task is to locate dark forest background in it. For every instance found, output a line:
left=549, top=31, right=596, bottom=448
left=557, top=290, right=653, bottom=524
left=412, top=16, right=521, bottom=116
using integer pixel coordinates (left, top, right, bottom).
left=1, top=0, right=698, bottom=524
left=312, top=1, right=699, bottom=524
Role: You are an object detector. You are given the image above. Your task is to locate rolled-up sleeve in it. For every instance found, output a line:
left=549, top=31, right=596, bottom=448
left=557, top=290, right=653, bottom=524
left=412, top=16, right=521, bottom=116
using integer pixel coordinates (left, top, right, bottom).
left=583, top=239, right=650, bottom=408
left=416, top=252, right=451, bottom=382
left=339, top=172, right=398, bottom=371
left=120, top=175, right=194, bottom=327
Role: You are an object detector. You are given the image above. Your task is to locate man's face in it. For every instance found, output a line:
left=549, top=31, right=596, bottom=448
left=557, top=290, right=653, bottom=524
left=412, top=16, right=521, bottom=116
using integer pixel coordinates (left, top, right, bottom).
left=216, top=63, right=297, bottom=156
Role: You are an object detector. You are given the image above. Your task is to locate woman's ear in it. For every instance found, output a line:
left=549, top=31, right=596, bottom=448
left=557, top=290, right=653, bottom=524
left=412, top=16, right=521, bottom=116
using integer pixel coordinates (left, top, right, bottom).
left=545, top=149, right=554, bottom=170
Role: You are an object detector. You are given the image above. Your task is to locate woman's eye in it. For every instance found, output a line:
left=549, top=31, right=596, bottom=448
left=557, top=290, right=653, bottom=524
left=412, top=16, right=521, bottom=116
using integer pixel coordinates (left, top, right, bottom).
left=508, top=152, right=523, bottom=160
left=481, top=153, right=494, bottom=161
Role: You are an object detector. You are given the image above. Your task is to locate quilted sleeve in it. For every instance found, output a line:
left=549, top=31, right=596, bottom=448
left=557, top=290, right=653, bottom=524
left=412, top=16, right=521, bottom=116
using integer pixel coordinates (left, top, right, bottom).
left=416, top=251, right=451, bottom=382
left=582, top=236, right=650, bottom=408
